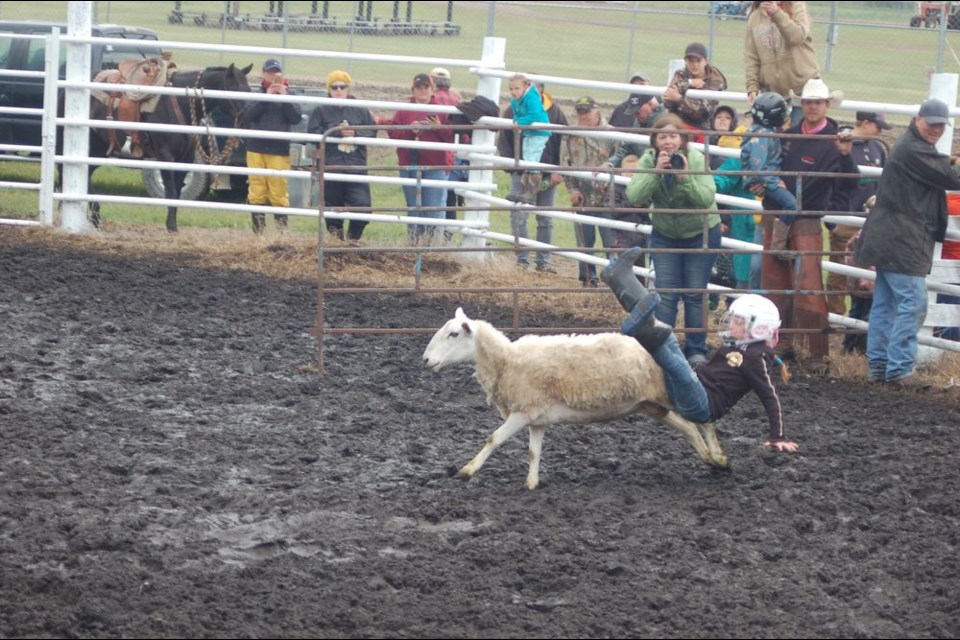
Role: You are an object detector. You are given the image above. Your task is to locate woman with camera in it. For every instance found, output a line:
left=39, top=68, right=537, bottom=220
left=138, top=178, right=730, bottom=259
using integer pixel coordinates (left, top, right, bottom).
left=624, top=113, right=721, bottom=367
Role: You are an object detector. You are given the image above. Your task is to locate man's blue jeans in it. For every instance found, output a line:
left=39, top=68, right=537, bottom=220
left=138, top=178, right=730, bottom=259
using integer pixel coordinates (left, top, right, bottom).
left=866, top=269, right=928, bottom=381
left=401, top=168, right=447, bottom=239
left=509, top=178, right=556, bottom=269
left=649, top=225, right=722, bottom=359
left=575, top=210, right=614, bottom=283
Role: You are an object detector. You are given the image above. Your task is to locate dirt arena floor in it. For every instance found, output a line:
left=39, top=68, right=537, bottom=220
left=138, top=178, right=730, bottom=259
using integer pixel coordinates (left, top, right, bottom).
left=1, top=228, right=958, bottom=639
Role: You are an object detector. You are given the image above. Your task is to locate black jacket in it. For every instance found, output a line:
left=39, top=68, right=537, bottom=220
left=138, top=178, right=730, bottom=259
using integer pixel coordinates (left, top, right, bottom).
left=855, top=121, right=960, bottom=276
left=241, top=98, right=302, bottom=156
left=781, top=116, right=858, bottom=215
left=845, top=137, right=887, bottom=213
left=307, top=99, right=377, bottom=171
left=697, top=341, right=785, bottom=441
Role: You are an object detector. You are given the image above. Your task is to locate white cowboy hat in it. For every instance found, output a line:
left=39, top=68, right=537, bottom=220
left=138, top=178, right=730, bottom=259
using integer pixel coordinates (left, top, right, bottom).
left=800, top=77, right=844, bottom=106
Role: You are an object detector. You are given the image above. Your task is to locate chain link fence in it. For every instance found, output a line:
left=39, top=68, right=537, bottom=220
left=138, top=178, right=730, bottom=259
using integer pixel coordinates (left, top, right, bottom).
left=3, top=2, right=959, bottom=114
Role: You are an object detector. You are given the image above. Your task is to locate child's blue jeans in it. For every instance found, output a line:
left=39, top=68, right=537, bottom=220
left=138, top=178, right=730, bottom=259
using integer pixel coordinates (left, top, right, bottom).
left=764, top=186, right=799, bottom=226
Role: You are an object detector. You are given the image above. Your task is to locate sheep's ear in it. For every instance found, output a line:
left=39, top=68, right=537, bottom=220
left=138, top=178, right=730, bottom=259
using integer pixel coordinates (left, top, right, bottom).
left=461, top=320, right=474, bottom=336
left=454, top=307, right=466, bottom=321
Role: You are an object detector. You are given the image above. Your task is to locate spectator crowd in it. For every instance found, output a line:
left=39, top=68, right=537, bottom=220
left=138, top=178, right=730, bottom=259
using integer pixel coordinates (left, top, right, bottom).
left=238, top=0, right=959, bottom=385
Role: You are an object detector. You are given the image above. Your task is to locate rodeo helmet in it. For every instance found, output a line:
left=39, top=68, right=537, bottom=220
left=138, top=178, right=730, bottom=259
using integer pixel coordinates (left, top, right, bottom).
left=719, top=294, right=782, bottom=347
left=750, top=92, right=789, bottom=128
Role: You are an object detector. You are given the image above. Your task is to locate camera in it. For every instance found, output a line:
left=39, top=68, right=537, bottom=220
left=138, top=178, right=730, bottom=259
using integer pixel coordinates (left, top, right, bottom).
left=669, top=153, right=686, bottom=170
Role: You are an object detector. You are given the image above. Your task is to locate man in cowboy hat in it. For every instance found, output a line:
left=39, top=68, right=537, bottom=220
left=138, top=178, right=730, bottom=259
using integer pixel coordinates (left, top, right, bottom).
left=755, top=76, right=857, bottom=368
left=854, top=98, right=960, bottom=388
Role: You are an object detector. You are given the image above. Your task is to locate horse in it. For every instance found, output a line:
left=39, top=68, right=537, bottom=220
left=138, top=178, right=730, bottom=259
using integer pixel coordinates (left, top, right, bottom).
left=60, top=63, right=253, bottom=232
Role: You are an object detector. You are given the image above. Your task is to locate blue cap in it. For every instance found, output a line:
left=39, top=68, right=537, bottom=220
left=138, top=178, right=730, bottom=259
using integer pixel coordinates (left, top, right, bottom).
left=262, top=58, right=282, bottom=72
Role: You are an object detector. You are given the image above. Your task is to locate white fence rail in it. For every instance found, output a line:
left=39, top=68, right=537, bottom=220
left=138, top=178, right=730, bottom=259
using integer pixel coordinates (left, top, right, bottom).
left=3, top=18, right=959, bottom=355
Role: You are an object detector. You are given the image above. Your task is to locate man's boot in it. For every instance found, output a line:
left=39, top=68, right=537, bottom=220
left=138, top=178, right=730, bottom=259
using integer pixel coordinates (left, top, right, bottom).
left=505, top=174, right=523, bottom=203
left=251, top=212, right=266, bottom=234
left=601, top=246, right=672, bottom=353
left=770, top=218, right=790, bottom=254
left=274, top=214, right=288, bottom=232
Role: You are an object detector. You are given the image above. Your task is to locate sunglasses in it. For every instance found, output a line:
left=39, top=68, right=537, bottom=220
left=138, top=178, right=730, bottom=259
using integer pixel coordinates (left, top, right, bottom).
left=329, top=84, right=349, bottom=90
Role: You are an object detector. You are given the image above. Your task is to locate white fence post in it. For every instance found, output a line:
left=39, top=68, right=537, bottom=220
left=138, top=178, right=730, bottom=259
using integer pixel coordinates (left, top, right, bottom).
left=667, top=59, right=685, bottom=85
left=38, top=29, right=60, bottom=226
left=462, top=36, right=505, bottom=259
left=60, top=2, right=94, bottom=234
left=918, top=72, right=959, bottom=366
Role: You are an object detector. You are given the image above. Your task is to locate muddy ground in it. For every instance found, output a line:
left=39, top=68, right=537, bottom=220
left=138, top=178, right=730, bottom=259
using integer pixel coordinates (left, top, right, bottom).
left=1, top=228, right=958, bottom=639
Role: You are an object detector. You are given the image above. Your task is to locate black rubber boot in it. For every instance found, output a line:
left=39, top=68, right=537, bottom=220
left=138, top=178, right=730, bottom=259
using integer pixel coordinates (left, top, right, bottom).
left=622, top=304, right=673, bottom=354
left=601, top=246, right=651, bottom=312
left=251, top=212, right=266, bottom=235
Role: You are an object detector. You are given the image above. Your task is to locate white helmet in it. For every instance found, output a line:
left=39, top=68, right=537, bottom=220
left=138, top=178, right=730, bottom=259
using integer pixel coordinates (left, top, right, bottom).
left=719, top=294, right=781, bottom=347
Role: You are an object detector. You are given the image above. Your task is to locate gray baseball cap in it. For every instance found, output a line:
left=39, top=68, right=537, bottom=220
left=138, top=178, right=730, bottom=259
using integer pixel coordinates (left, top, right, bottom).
left=918, top=98, right=952, bottom=125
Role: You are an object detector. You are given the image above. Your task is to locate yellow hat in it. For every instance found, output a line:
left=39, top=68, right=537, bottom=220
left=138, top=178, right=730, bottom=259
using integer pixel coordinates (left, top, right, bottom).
left=326, top=70, right=352, bottom=89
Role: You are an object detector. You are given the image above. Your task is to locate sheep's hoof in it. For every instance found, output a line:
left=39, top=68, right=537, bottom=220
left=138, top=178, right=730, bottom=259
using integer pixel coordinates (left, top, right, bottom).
left=710, top=455, right=731, bottom=470
left=457, top=465, right=475, bottom=479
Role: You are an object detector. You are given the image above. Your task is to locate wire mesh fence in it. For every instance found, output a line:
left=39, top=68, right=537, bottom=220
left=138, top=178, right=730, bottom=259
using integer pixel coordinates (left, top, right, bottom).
left=3, top=1, right=959, bottom=117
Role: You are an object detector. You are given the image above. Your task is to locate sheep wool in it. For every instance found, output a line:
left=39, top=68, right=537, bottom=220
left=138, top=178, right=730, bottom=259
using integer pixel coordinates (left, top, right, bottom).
left=422, top=307, right=728, bottom=489
left=472, top=322, right=670, bottom=419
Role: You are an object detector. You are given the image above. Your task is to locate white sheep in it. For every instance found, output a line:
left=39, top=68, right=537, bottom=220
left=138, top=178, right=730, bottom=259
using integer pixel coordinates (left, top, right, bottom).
left=422, top=307, right=728, bottom=489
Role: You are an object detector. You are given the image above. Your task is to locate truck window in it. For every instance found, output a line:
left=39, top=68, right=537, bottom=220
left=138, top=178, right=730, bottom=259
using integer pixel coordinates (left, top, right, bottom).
left=100, top=42, right=162, bottom=71
left=0, top=36, right=14, bottom=69
left=23, top=38, right=68, bottom=74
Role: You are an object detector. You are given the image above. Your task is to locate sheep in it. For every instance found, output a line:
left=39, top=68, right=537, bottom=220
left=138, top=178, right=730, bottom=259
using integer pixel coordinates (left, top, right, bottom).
left=422, top=307, right=728, bottom=489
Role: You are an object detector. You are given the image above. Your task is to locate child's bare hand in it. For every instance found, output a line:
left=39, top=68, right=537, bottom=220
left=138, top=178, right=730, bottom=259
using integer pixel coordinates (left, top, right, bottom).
left=763, top=440, right=799, bottom=453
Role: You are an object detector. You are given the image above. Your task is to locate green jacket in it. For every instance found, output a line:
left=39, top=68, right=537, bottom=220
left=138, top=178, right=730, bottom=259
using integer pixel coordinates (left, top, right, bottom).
left=625, top=147, right=719, bottom=239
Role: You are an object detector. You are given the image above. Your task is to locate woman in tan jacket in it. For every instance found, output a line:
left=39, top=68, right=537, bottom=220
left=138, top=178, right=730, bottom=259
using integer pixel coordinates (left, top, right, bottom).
left=744, top=1, right=819, bottom=124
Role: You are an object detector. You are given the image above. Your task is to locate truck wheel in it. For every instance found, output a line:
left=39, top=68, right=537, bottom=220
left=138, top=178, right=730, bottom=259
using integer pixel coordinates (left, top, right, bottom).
left=142, top=167, right=211, bottom=201
left=910, top=16, right=922, bottom=27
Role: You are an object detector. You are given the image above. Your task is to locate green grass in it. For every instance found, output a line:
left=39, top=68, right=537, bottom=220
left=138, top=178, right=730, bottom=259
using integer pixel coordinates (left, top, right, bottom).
left=8, top=1, right=955, bottom=108
left=0, top=153, right=583, bottom=246
left=1, top=1, right=955, bottom=234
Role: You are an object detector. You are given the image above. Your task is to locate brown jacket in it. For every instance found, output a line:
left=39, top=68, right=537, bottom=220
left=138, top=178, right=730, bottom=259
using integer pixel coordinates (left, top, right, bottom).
left=744, top=1, right=819, bottom=100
